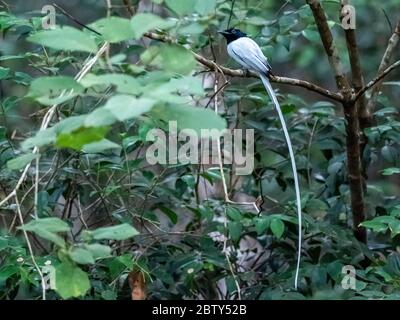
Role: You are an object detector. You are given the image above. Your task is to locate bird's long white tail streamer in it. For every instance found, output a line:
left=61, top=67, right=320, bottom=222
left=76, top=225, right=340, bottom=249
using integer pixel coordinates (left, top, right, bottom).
left=259, top=73, right=302, bottom=290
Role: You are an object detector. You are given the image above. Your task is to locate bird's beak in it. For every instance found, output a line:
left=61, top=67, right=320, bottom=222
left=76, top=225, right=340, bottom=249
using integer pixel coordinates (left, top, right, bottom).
left=218, top=31, right=229, bottom=35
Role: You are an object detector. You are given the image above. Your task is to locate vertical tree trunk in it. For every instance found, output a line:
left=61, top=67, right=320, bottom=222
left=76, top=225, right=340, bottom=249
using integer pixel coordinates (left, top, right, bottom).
left=343, top=101, right=366, bottom=243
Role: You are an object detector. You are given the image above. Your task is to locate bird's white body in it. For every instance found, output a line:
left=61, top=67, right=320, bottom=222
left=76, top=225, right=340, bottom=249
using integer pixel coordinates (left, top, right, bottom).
left=227, top=37, right=271, bottom=75
left=225, top=34, right=302, bottom=290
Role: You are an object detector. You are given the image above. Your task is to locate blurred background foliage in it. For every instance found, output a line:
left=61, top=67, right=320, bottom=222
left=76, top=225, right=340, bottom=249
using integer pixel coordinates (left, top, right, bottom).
left=0, top=0, right=400, bottom=300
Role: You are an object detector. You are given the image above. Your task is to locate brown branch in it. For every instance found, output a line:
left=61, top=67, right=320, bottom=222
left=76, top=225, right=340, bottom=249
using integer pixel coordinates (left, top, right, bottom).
left=145, top=32, right=344, bottom=101
left=354, top=60, right=400, bottom=102
left=308, top=0, right=366, bottom=242
left=360, top=22, right=400, bottom=120
left=122, top=0, right=134, bottom=17
left=340, top=1, right=368, bottom=181
left=341, top=1, right=365, bottom=93
left=306, top=0, right=351, bottom=93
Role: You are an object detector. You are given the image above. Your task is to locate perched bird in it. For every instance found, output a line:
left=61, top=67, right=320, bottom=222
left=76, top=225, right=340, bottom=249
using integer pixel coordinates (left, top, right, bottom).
left=219, top=28, right=302, bottom=290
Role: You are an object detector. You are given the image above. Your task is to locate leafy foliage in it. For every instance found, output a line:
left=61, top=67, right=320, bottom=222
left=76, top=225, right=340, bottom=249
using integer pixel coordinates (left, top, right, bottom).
left=0, top=0, right=400, bottom=300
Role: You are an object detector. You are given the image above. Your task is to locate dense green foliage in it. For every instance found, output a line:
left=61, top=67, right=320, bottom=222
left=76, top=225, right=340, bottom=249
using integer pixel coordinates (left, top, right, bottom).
left=0, top=0, right=400, bottom=300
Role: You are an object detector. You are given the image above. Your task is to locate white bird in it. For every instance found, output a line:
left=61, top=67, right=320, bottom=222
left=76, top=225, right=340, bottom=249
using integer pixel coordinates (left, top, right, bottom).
left=220, top=28, right=302, bottom=290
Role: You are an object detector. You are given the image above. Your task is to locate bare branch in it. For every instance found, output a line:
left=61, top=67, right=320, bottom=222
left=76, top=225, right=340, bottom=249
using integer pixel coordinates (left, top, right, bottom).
left=306, top=0, right=351, bottom=93
left=360, top=22, right=400, bottom=117
left=354, top=60, right=400, bottom=102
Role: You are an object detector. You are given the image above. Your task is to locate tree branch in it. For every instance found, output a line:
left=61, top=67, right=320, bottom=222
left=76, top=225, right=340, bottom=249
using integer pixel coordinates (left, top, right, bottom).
left=145, top=32, right=344, bottom=102
left=360, top=21, right=400, bottom=118
left=354, top=60, right=400, bottom=102
left=306, top=0, right=351, bottom=93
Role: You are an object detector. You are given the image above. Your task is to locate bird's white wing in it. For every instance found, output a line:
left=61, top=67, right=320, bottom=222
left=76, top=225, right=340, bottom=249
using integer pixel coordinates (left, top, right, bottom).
left=227, top=37, right=271, bottom=74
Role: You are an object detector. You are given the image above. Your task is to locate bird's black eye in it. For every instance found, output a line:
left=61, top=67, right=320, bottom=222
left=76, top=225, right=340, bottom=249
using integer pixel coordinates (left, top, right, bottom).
left=232, top=29, right=236, bottom=33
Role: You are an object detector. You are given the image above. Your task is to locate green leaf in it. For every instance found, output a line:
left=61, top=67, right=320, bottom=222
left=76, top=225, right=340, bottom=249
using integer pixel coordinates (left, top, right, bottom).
left=389, top=220, right=400, bottom=238
left=56, top=126, right=109, bottom=150
left=0, top=66, right=10, bottom=80
left=55, top=262, right=90, bottom=299
left=27, top=26, right=98, bottom=53
left=84, top=244, right=112, bottom=259
left=70, top=248, right=95, bottom=265
left=228, top=221, right=242, bottom=241
left=227, top=207, right=242, bottom=221
left=81, top=73, right=142, bottom=95
left=85, top=108, right=117, bottom=127
left=158, top=44, right=196, bottom=75
left=20, top=217, right=70, bottom=233
left=165, top=0, right=195, bottom=15
left=90, top=17, right=134, bottom=43
left=82, top=139, right=121, bottom=153
left=158, top=206, right=178, bottom=224
left=130, top=13, right=176, bottom=39
left=101, top=290, right=117, bottom=300
left=360, top=220, right=388, bottom=233
left=194, top=0, right=216, bottom=15
left=27, top=76, right=84, bottom=106
left=302, top=29, right=320, bottom=42
left=103, top=95, right=157, bottom=122
left=382, top=167, right=400, bottom=176
left=7, top=153, right=38, bottom=170
left=90, top=223, right=139, bottom=240
left=270, top=218, right=285, bottom=239
left=255, top=218, right=270, bottom=235
left=151, top=104, right=226, bottom=136
left=19, top=217, right=70, bottom=247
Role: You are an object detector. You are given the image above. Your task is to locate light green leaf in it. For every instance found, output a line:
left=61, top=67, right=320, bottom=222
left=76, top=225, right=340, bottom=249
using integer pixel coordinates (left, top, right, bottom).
left=101, top=290, right=117, bottom=300
left=81, top=73, right=142, bottom=95
left=382, top=168, right=400, bottom=176
left=194, top=0, right=216, bottom=15
left=27, top=26, right=98, bottom=53
left=270, top=218, right=285, bottom=239
left=158, top=44, right=196, bottom=75
left=70, top=248, right=95, bottom=265
left=82, top=139, right=121, bottom=153
left=165, top=0, right=195, bottom=15
left=90, top=223, right=139, bottom=240
left=104, top=95, right=157, bottom=122
left=84, top=244, right=112, bottom=259
left=21, top=128, right=56, bottom=150
left=360, top=220, right=388, bottom=233
left=85, top=108, right=117, bottom=127
left=90, top=17, right=134, bottom=43
left=20, top=217, right=70, bottom=233
left=18, top=217, right=70, bottom=247
left=55, top=262, right=90, bottom=299
left=27, top=76, right=84, bottom=106
left=7, top=153, right=38, bottom=170
left=130, top=13, right=176, bottom=39
left=0, top=66, right=10, bottom=80
left=151, top=104, right=226, bottom=136
left=56, top=126, right=109, bottom=150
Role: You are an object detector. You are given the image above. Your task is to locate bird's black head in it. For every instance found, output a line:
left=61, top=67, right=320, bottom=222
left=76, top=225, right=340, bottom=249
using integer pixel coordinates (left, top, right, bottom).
left=218, top=28, right=247, bottom=44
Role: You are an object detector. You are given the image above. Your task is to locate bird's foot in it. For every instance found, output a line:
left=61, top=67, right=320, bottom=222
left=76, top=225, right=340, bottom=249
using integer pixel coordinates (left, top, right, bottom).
left=241, top=68, right=251, bottom=77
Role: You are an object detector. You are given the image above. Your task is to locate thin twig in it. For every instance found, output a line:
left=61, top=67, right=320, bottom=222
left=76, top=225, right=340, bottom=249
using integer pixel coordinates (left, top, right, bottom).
left=354, top=60, right=400, bottom=102
left=14, top=195, right=46, bottom=300
left=52, top=3, right=102, bottom=36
